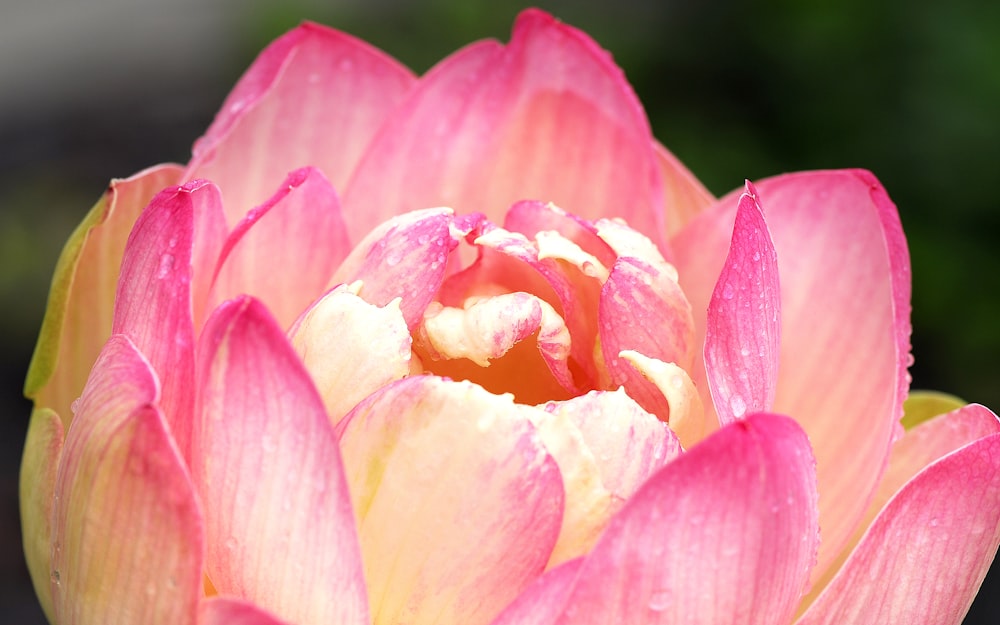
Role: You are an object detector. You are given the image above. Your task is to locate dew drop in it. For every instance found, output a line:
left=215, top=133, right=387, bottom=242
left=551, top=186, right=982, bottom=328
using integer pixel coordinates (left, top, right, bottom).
left=70, top=398, right=81, bottom=415
left=739, top=346, right=751, bottom=357
left=648, top=590, right=672, bottom=612
left=50, top=570, right=60, bottom=586
left=385, top=251, right=402, bottom=267
left=157, top=253, right=175, bottom=279
left=752, top=251, right=761, bottom=261
left=729, top=394, right=747, bottom=418
left=721, top=283, right=735, bottom=300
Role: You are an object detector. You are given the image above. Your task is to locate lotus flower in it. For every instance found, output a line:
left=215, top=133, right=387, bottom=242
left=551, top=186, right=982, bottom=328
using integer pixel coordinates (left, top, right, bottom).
left=20, top=9, right=1000, bottom=625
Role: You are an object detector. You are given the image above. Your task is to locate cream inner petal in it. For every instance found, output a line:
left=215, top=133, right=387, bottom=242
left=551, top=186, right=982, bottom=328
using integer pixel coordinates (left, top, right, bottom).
left=618, top=350, right=712, bottom=450
left=414, top=292, right=575, bottom=404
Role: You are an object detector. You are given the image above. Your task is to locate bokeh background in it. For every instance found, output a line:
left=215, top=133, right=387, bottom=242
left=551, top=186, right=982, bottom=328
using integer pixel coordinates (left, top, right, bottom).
left=2, top=0, right=997, bottom=622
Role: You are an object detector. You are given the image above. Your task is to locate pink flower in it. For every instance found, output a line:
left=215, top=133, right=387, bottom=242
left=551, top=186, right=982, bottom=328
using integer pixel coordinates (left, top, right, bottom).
left=20, top=9, right=1000, bottom=625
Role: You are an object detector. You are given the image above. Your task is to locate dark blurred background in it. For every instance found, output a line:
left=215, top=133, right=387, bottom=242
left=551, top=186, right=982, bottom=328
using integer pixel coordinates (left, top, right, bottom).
left=2, top=0, right=997, bottom=622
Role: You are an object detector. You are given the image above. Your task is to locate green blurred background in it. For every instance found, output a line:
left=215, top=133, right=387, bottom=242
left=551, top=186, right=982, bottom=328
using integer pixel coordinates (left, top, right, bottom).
left=2, top=0, right=997, bottom=622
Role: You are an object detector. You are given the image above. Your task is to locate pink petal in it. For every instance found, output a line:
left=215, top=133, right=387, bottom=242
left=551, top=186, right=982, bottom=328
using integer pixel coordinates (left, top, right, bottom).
left=542, top=388, right=683, bottom=500
left=796, top=430, right=1000, bottom=625
left=703, top=181, right=781, bottom=425
left=208, top=167, right=351, bottom=329
left=803, top=402, right=1000, bottom=609
left=185, top=22, right=416, bottom=225
left=338, top=376, right=564, bottom=625
left=489, top=558, right=584, bottom=625
left=26, top=164, right=183, bottom=428
left=599, top=255, right=695, bottom=418
left=288, top=285, right=412, bottom=425
left=52, top=336, right=202, bottom=625
left=331, top=207, right=459, bottom=328
left=554, top=413, right=819, bottom=625
left=200, top=598, right=294, bottom=625
left=656, top=142, right=714, bottom=239
left=194, top=297, right=368, bottom=625
left=341, top=9, right=665, bottom=247
left=674, top=170, right=910, bottom=581
left=19, top=407, right=64, bottom=623
left=113, top=181, right=213, bottom=464
left=502, top=200, right=618, bottom=271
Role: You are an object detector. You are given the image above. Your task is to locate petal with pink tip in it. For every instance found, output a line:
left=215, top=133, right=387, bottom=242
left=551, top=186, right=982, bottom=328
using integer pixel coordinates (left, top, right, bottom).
left=674, top=170, right=910, bottom=581
left=594, top=217, right=678, bottom=282
left=194, top=297, right=368, bottom=625
left=113, top=180, right=226, bottom=464
left=200, top=598, right=294, bottom=625
left=185, top=22, right=416, bottom=225
left=331, top=207, right=458, bottom=328
left=704, top=182, right=781, bottom=425
left=554, top=413, right=819, bottom=625
left=288, top=285, right=411, bottom=426
left=51, top=336, right=202, bottom=625
left=542, top=388, right=683, bottom=500
left=796, top=431, right=1000, bottom=625
left=341, top=9, right=665, bottom=247
left=599, top=255, right=694, bottom=418
left=338, top=376, right=564, bottom=625
left=503, top=200, right=617, bottom=271
left=489, top=558, right=583, bottom=625
left=26, top=164, right=183, bottom=428
left=209, top=167, right=351, bottom=329
left=802, top=402, right=1000, bottom=609
left=19, top=407, right=64, bottom=623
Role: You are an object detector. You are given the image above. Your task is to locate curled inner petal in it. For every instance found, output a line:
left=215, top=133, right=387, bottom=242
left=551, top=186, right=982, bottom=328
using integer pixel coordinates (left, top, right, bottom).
left=415, top=292, right=574, bottom=404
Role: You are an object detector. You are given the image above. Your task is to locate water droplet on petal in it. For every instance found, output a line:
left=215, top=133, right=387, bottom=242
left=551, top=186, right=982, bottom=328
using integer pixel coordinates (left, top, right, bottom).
left=648, top=590, right=672, bottom=612
left=385, top=251, right=402, bottom=267
left=729, top=394, right=747, bottom=418
left=740, top=346, right=751, bottom=357
left=157, top=254, right=175, bottom=279
left=721, top=283, right=735, bottom=300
